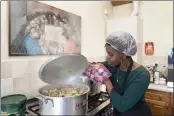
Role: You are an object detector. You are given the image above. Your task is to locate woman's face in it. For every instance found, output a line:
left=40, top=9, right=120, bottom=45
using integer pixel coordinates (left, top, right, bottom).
left=105, top=44, right=124, bottom=67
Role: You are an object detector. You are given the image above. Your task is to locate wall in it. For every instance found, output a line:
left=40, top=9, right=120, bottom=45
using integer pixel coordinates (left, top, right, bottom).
left=2, top=1, right=172, bottom=98
left=113, top=1, right=173, bottom=65
left=1, top=1, right=113, bottom=98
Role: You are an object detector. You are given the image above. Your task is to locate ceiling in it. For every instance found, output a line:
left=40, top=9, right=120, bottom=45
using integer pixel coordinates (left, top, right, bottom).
left=111, top=1, right=132, bottom=6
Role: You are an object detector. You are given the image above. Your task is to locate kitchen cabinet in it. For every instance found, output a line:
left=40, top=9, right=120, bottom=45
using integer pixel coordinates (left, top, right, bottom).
left=106, top=16, right=143, bottom=64
left=145, top=89, right=174, bottom=116
left=111, top=1, right=132, bottom=6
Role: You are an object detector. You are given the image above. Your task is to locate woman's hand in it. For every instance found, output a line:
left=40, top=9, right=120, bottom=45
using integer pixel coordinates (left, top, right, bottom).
left=103, top=79, right=113, bottom=95
left=88, top=62, right=98, bottom=67
left=88, top=62, right=91, bottom=66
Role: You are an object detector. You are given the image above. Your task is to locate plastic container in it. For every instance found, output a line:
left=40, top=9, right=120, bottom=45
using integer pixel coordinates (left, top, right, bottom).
left=154, top=71, right=160, bottom=80
left=1, top=94, right=27, bottom=116
left=161, top=66, right=167, bottom=78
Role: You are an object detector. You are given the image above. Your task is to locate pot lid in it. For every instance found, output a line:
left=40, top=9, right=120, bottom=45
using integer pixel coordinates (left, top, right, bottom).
left=39, top=53, right=88, bottom=85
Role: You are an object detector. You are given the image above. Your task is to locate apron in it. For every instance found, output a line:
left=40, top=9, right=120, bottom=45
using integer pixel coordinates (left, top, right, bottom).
left=111, top=58, right=152, bottom=116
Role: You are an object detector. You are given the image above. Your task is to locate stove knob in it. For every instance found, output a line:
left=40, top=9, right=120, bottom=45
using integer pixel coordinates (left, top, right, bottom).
left=101, top=113, right=105, bottom=116
left=110, top=107, right=113, bottom=112
left=109, top=109, right=113, bottom=114
left=105, top=112, right=109, bottom=116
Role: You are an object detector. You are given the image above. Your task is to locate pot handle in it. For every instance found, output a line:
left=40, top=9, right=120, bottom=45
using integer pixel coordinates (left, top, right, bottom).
left=35, top=95, right=54, bottom=107
left=35, top=94, right=43, bottom=100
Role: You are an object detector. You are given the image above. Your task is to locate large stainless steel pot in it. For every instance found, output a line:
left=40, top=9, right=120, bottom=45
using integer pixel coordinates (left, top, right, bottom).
left=36, top=83, right=90, bottom=115
left=37, top=53, right=90, bottom=115
left=90, top=82, right=101, bottom=95
left=73, top=76, right=101, bottom=95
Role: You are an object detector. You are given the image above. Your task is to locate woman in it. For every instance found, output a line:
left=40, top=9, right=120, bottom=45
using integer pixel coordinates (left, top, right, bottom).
left=92, top=31, right=152, bottom=116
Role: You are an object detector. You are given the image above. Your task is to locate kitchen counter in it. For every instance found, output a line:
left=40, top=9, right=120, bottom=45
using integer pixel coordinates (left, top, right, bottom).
left=86, top=84, right=173, bottom=116
left=148, top=83, right=173, bottom=93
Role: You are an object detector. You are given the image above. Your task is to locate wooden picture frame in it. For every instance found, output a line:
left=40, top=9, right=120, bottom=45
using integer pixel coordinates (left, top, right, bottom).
left=145, top=42, right=154, bottom=55
left=9, top=1, right=81, bottom=56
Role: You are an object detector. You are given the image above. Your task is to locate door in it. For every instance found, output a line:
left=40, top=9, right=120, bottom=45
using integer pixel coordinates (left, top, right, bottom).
left=146, top=99, right=167, bottom=116
left=150, top=104, right=166, bottom=116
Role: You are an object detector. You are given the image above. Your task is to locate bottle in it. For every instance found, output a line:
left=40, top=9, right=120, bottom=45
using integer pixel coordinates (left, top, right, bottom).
left=152, top=66, right=156, bottom=83
left=154, top=63, right=160, bottom=84
left=161, top=66, right=167, bottom=79
left=149, top=66, right=155, bottom=83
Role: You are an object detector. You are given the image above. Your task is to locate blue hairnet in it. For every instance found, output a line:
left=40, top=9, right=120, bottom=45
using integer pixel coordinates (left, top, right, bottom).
left=106, top=31, right=137, bottom=56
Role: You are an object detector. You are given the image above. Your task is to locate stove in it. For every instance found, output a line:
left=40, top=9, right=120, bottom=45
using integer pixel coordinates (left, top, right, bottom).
left=25, top=92, right=113, bottom=116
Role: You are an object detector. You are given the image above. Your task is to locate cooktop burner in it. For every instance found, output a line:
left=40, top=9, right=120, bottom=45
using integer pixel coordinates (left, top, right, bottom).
left=88, top=92, right=109, bottom=112
left=26, top=92, right=110, bottom=116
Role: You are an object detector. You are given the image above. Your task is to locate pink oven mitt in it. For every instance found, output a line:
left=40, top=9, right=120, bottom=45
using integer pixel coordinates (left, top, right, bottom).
left=82, top=63, right=112, bottom=84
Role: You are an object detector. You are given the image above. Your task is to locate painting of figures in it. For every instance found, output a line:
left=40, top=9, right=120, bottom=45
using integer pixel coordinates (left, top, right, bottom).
left=9, top=1, right=81, bottom=56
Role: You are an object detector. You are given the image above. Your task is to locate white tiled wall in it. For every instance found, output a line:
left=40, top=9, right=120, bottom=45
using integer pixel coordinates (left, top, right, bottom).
left=142, top=56, right=168, bottom=66
left=12, top=61, right=28, bottom=78
left=1, top=56, right=105, bottom=98
left=1, top=0, right=111, bottom=98
left=1, top=59, right=46, bottom=98
left=13, top=75, right=31, bottom=93
left=1, top=61, right=12, bottom=79
left=1, top=78, right=13, bottom=97
left=1, top=56, right=168, bottom=98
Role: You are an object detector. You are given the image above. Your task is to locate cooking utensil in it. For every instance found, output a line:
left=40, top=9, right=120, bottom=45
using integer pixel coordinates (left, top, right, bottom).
left=36, top=83, right=89, bottom=115
left=39, top=53, right=88, bottom=84
left=37, top=53, right=90, bottom=115
left=90, top=81, right=101, bottom=96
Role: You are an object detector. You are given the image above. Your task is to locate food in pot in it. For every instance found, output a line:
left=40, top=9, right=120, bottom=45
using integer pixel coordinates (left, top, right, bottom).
left=42, top=86, right=88, bottom=97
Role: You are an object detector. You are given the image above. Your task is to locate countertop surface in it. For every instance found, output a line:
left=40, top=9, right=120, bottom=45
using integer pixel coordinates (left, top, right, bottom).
left=148, top=83, right=173, bottom=93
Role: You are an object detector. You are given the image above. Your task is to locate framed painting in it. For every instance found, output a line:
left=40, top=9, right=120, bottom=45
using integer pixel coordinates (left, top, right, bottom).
left=145, top=42, right=154, bottom=55
left=9, top=1, right=81, bottom=56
